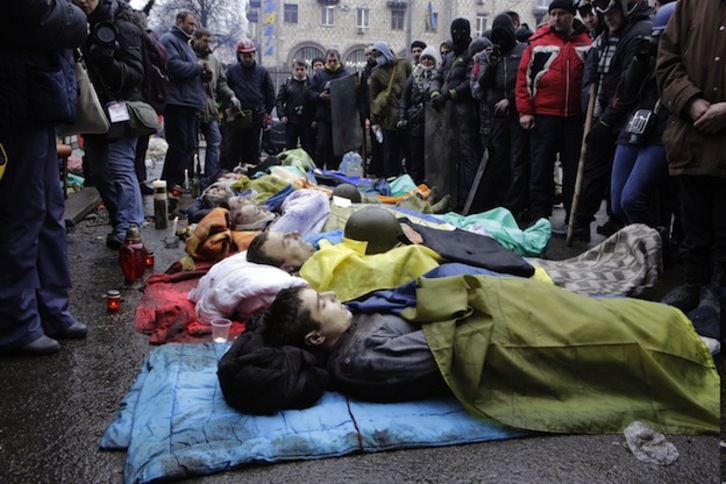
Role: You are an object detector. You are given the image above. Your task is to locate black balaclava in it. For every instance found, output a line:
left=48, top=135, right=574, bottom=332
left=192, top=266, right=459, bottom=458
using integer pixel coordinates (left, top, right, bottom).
left=491, top=13, right=517, bottom=53
left=450, top=18, right=471, bottom=54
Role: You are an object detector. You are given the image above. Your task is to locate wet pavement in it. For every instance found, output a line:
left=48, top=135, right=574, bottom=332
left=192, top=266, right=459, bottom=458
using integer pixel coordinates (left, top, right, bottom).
left=0, top=166, right=722, bottom=483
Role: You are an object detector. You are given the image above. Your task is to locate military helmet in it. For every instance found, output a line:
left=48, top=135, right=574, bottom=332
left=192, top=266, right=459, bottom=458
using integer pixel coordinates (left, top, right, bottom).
left=332, top=183, right=362, bottom=203
left=344, top=207, right=404, bottom=255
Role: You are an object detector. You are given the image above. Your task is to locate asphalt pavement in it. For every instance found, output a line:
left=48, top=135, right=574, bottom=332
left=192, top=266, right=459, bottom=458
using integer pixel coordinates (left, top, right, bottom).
left=0, top=169, right=722, bottom=483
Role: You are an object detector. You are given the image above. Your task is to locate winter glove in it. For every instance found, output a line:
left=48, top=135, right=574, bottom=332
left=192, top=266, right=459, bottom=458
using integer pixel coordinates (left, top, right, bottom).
left=430, top=92, right=446, bottom=111
left=372, top=124, right=383, bottom=143
left=585, top=120, right=611, bottom=146
left=230, top=97, right=241, bottom=111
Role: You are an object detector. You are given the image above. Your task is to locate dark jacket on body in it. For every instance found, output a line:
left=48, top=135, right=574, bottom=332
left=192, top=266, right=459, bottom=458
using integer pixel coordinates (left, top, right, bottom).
left=226, top=61, right=276, bottom=117
left=275, top=76, right=311, bottom=125
left=160, top=25, right=205, bottom=108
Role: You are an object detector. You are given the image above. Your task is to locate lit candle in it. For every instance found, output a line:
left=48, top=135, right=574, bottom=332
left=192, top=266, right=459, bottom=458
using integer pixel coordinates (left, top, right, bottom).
left=171, top=216, right=178, bottom=236
left=184, top=169, right=190, bottom=190
left=106, top=290, right=121, bottom=312
left=145, top=250, right=155, bottom=269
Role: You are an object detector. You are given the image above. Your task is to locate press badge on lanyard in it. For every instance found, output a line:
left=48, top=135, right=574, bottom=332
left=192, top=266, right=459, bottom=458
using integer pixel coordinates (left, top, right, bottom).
left=107, top=102, right=130, bottom=123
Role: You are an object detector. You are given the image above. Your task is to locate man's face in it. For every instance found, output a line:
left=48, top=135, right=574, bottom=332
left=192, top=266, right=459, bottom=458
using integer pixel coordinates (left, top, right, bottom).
left=603, top=8, right=624, bottom=32
left=237, top=204, right=270, bottom=224
left=293, top=64, right=307, bottom=79
left=193, top=35, right=212, bottom=53
left=581, top=11, right=599, bottom=32
left=364, top=48, right=376, bottom=66
left=411, top=46, right=423, bottom=62
left=240, top=52, right=256, bottom=67
left=299, top=289, right=353, bottom=345
left=313, top=61, right=325, bottom=73
left=326, top=54, right=339, bottom=69
left=177, top=14, right=197, bottom=36
left=262, top=232, right=315, bottom=272
left=71, top=0, right=99, bottom=15
left=549, top=9, right=575, bottom=34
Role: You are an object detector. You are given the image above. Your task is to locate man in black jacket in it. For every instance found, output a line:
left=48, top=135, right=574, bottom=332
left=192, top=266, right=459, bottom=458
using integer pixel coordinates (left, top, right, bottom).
left=0, top=0, right=89, bottom=356
left=430, top=18, right=478, bottom=210
left=276, top=60, right=313, bottom=154
left=225, top=39, right=276, bottom=167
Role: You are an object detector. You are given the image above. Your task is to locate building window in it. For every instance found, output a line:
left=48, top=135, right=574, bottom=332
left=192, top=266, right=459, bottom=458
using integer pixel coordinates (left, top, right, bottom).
left=356, top=8, right=370, bottom=29
left=321, top=6, right=335, bottom=26
left=284, top=4, right=298, bottom=24
left=345, top=48, right=366, bottom=75
left=476, top=14, right=489, bottom=37
left=391, top=9, right=405, bottom=30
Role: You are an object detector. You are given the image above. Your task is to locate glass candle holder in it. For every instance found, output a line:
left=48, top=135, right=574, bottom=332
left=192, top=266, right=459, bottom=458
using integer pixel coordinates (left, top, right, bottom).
left=145, top=250, right=155, bottom=269
left=106, top=290, right=121, bottom=312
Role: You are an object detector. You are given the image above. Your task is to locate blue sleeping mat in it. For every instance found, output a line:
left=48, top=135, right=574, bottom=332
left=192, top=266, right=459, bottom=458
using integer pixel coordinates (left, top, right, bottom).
left=101, top=343, right=531, bottom=483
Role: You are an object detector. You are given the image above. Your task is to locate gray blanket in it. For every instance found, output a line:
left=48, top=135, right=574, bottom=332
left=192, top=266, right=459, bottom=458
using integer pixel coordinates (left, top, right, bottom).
left=530, top=224, right=662, bottom=297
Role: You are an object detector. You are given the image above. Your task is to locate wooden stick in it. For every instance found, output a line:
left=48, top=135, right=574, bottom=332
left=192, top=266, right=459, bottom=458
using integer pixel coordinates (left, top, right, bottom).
left=567, top=82, right=598, bottom=246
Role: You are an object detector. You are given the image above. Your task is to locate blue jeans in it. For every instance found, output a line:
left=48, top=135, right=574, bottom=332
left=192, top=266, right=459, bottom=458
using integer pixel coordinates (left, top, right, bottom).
left=199, top=120, right=221, bottom=181
left=0, top=127, right=76, bottom=348
left=611, top=143, right=667, bottom=227
left=85, top=135, right=143, bottom=240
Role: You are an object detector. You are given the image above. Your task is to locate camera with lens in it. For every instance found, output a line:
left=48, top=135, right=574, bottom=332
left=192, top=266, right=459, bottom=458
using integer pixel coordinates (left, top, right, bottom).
left=625, top=108, right=654, bottom=144
left=93, top=21, right=118, bottom=48
left=634, top=35, right=658, bottom=60
left=90, top=21, right=120, bottom=59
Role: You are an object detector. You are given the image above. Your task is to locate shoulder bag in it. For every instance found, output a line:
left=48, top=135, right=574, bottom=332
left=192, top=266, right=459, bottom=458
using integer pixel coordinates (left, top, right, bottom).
left=58, top=51, right=110, bottom=137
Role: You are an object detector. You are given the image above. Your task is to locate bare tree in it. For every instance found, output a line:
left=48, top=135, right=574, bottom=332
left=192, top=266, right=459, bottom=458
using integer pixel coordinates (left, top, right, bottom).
left=146, top=0, right=246, bottom=63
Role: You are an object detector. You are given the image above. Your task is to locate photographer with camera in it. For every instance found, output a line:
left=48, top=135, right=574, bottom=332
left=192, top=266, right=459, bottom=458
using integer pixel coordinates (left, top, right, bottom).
left=476, top=13, right=529, bottom=223
left=609, top=4, right=674, bottom=233
left=72, top=0, right=146, bottom=250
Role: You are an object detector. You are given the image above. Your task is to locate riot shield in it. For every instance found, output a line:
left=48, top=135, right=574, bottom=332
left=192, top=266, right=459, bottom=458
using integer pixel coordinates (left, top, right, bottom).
left=424, top=102, right=458, bottom=209
left=330, top=73, right=362, bottom=157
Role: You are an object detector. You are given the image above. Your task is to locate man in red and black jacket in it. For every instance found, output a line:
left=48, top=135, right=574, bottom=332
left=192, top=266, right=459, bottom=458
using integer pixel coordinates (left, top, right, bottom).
left=515, top=0, right=592, bottom=229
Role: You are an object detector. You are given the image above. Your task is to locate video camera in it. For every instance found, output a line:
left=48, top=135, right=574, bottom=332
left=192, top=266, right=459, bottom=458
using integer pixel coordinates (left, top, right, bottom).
left=93, top=21, right=118, bottom=48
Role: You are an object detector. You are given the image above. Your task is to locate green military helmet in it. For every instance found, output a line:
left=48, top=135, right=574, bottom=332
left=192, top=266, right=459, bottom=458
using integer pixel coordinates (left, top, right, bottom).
left=344, top=207, right=404, bottom=255
left=332, top=183, right=362, bottom=203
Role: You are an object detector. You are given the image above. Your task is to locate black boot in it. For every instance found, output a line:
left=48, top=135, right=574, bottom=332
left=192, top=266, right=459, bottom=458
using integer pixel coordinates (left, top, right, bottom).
left=661, top=250, right=712, bottom=313
left=661, top=284, right=701, bottom=313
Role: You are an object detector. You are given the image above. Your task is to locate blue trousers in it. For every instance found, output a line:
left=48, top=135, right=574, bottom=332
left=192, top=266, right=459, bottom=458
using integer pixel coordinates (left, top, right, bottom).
left=199, top=119, right=222, bottom=181
left=610, top=143, right=668, bottom=227
left=85, top=134, right=143, bottom=240
left=0, top=127, right=76, bottom=349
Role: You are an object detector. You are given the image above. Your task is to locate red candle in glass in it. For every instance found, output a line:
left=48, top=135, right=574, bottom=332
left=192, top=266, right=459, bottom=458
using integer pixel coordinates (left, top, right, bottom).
left=145, top=250, right=155, bottom=269
left=106, top=290, right=121, bottom=312
left=119, top=225, right=147, bottom=283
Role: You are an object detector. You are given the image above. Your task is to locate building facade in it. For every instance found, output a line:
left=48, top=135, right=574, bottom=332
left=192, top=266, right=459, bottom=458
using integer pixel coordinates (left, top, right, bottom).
left=247, top=0, right=550, bottom=86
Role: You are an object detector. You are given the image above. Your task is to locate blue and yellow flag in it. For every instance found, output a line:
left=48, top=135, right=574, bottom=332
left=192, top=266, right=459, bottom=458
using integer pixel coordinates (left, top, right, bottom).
left=425, top=1, right=437, bottom=30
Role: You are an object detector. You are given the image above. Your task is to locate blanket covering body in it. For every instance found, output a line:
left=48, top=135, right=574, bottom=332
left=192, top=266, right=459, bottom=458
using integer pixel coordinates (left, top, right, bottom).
left=405, top=275, right=720, bottom=434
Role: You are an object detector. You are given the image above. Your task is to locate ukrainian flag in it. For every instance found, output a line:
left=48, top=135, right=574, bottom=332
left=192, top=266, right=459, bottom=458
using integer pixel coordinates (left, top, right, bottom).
left=425, top=1, right=437, bottom=30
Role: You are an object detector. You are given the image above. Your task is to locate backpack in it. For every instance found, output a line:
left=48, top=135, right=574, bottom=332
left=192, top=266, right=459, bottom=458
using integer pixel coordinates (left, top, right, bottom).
left=115, top=5, right=169, bottom=114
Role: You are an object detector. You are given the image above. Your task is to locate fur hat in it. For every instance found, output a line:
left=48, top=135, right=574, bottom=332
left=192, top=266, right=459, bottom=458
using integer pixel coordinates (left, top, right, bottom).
left=549, top=0, right=577, bottom=14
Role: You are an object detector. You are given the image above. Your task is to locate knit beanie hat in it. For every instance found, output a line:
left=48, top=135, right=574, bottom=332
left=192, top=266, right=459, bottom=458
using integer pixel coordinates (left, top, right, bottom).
left=411, top=40, right=427, bottom=50
left=419, top=45, right=441, bottom=65
left=549, top=0, right=577, bottom=14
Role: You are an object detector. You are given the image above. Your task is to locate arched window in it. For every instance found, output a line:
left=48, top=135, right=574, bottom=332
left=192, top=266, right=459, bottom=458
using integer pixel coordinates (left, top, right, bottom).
left=345, top=48, right=366, bottom=75
left=292, top=46, right=325, bottom=66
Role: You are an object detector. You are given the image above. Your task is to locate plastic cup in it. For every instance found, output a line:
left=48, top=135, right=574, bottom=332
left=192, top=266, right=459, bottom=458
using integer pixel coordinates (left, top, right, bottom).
left=211, top=318, right=232, bottom=343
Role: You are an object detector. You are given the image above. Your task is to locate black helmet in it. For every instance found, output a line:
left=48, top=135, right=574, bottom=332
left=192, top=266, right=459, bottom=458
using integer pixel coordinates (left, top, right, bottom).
left=344, top=207, right=404, bottom=255
left=332, top=183, right=362, bottom=203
